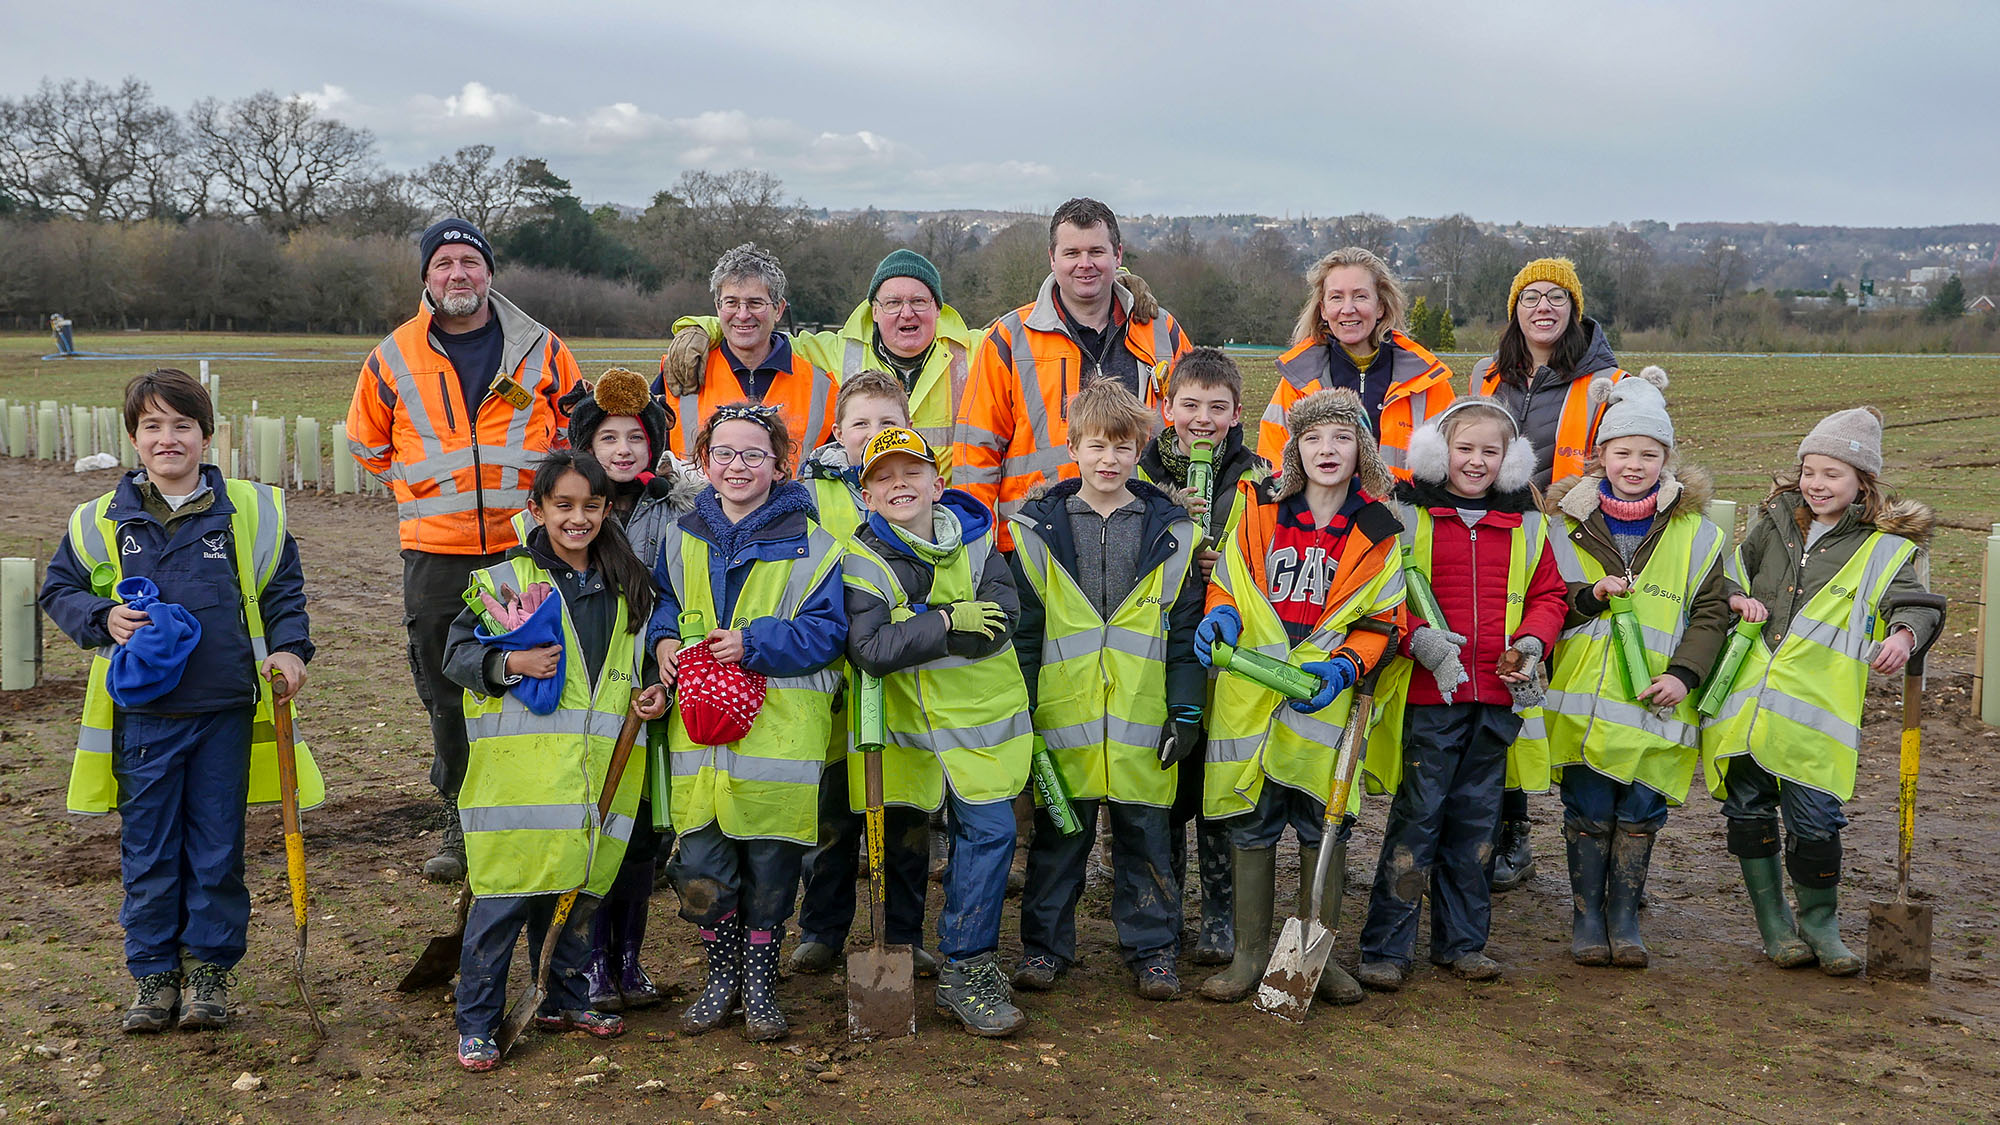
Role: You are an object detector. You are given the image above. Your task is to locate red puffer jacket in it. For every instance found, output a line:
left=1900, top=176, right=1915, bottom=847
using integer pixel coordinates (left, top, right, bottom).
left=1394, top=480, right=1567, bottom=706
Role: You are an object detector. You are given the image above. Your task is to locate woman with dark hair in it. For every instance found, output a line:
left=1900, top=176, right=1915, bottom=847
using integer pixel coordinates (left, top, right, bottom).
left=1471, top=258, right=1636, bottom=891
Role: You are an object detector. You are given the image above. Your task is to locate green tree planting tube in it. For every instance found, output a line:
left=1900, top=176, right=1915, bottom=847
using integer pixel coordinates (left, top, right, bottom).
left=1212, top=639, right=1321, bottom=701
left=854, top=671, right=887, bottom=754
left=1030, top=735, right=1083, bottom=837
left=646, top=718, right=672, bottom=830
left=1697, top=617, right=1764, bottom=717
left=1403, top=548, right=1448, bottom=632
left=1608, top=593, right=1654, bottom=700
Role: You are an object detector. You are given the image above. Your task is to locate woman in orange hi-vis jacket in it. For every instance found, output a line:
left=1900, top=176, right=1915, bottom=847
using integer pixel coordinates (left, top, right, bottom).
left=1467, top=256, right=1633, bottom=896
left=1255, top=247, right=1455, bottom=484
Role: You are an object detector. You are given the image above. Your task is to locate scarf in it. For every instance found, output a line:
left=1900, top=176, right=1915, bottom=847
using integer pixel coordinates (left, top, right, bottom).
left=888, top=504, right=963, bottom=562
left=1598, top=478, right=1660, bottom=538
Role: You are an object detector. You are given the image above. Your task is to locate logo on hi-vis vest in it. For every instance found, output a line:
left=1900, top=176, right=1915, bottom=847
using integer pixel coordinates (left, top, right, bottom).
left=202, top=531, right=228, bottom=560
left=1640, top=582, right=1684, bottom=605
left=1828, top=582, right=1855, bottom=601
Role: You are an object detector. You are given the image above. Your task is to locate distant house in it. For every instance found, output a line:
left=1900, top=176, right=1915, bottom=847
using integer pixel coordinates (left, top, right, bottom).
left=1907, top=266, right=1953, bottom=283
left=1971, top=294, right=1996, bottom=313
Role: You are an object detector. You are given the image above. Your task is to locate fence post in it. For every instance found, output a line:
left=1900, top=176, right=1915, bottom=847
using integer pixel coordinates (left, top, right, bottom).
left=1, top=557, right=39, bottom=691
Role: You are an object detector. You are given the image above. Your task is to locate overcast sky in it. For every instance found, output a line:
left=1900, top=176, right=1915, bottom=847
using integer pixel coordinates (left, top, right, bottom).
left=6, top=0, right=1994, bottom=227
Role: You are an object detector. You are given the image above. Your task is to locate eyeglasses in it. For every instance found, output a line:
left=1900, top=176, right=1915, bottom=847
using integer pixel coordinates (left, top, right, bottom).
left=1518, top=287, right=1572, bottom=309
left=707, top=446, right=773, bottom=469
left=717, top=296, right=773, bottom=314
left=873, top=297, right=935, bottom=316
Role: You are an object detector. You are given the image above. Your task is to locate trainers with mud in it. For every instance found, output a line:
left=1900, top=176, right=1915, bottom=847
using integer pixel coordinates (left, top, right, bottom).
left=1010, top=955, right=1065, bottom=992
left=533, top=1008, right=626, bottom=1038
left=936, top=952, right=1026, bottom=1037
left=787, top=940, right=838, bottom=974
left=1134, top=960, right=1181, bottom=1001
left=457, top=1034, right=499, bottom=1072
left=178, top=962, right=232, bottom=1030
left=122, top=970, right=182, bottom=1034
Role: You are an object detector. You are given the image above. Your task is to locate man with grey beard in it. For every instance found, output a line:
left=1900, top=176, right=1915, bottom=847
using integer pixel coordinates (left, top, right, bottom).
left=346, top=217, right=582, bottom=882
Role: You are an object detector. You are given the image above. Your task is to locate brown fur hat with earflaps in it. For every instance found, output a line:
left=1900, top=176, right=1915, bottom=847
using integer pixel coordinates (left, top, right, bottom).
left=1277, top=388, right=1393, bottom=501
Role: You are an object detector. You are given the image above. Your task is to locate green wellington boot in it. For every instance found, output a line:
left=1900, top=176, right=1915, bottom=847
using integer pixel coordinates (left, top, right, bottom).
left=1606, top=823, right=1656, bottom=969
left=1792, top=883, right=1862, bottom=976
left=1565, top=824, right=1612, bottom=966
left=1199, top=847, right=1275, bottom=1002
left=1738, top=855, right=1814, bottom=968
left=1296, top=842, right=1363, bottom=1005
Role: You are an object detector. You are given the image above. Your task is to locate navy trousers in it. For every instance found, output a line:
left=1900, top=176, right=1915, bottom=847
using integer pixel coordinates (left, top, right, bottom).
left=456, top=892, right=594, bottom=1036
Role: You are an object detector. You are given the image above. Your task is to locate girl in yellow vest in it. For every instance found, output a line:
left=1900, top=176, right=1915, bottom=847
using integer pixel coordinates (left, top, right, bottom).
left=441, top=450, right=667, bottom=1070
left=791, top=371, right=941, bottom=977
left=40, top=369, right=315, bottom=1035
left=649, top=403, right=847, bottom=1042
left=1704, top=406, right=1939, bottom=975
left=1537, top=372, right=1733, bottom=970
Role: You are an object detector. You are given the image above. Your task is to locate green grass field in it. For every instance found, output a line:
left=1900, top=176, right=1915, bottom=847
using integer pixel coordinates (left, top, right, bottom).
left=1, top=331, right=1994, bottom=658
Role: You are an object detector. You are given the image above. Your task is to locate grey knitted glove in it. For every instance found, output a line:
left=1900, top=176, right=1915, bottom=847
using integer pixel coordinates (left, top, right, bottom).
left=1506, top=636, right=1546, bottom=712
left=1409, top=626, right=1469, bottom=703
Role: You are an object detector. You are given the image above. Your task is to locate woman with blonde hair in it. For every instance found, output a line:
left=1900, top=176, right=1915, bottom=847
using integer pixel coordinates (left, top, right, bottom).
left=1255, top=247, right=1456, bottom=485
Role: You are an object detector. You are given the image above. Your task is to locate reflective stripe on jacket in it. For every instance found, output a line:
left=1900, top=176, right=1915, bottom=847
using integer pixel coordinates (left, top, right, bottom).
left=1258, top=330, right=1454, bottom=482
left=668, top=345, right=835, bottom=465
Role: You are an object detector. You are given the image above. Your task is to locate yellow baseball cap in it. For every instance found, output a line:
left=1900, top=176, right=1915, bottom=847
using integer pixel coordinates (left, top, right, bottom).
left=860, top=426, right=937, bottom=480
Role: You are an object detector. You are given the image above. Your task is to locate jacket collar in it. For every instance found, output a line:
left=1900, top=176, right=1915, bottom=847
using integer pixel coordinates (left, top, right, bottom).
left=419, top=287, right=551, bottom=380
left=105, top=464, right=234, bottom=523
left=1021, top=273, right=1139, bottom=336
left=839, top=298, right=974, bottom=351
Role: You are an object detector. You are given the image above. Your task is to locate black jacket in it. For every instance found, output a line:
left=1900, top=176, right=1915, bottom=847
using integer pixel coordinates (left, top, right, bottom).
left=1007, top=477, right=1205, bottom=714
left=845, top=490, right=1021, bottom=677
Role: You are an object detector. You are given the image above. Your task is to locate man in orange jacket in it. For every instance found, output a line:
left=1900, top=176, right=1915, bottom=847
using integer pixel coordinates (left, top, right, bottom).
left=346, top=217, right=581, bottom=881
left=953, top=198, right=1194, bottom=548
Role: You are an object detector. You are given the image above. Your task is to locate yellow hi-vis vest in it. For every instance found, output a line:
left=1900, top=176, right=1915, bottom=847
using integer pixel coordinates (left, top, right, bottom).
left=64, top=479, right=325, bottom=816
left=1364, top=507, right=1547, bottom=797
left=1009, top=512, right=1197, bottom=807
left=1204, top=531, right=1406, bottom=820
left=459, top=556, right=643, bottom=898
left=836, top=327, right=969, bottom=486
left=660, top=519, right=844, bottom=844
left=1543, top=514, right=1726, bottom=806
left=1699, top=531, right=1914, bottom=803
left=809, top=475, right=866, bottom=542
left=839, top=529, right=1032, bottom=811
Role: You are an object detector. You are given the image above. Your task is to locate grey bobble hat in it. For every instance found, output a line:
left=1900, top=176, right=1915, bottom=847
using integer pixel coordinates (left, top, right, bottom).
left=1588, top=364, right=1673, bottom=449
left=1798, top=405, right=1884, bottom=476
left=1278, top=388, right=1392, bottom=501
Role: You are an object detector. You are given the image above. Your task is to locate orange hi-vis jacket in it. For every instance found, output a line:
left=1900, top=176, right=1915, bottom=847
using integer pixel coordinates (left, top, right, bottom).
left=1206, top=478, right=1404, bottom=676
left=1471, top=358, right=1628, bottom=485
left=953, top=275, right=1193, bottom=548
left=1257, top=330, right=1455, bottom=483
left=665, top=338, right=837, bottom=464
left=347, top=290, right=581, bottom=555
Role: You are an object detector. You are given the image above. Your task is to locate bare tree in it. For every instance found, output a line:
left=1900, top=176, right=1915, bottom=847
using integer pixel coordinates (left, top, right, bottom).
left=0, top=77, right=187, bottom=220
left=327, top=170, right=430, bottom=239
left=415, top=144, right=527, bottom=232
left=1419, top=213, right=1481, bottom=313
left=187, top=91, right=375, bottom=233
left=1327, top=213, right=1396, bottom=261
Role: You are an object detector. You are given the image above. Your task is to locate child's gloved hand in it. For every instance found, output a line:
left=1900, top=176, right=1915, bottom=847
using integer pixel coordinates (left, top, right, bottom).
left=1504, top=637, right=1546, bottom=711
left=1290, top=656, right=1358, bottom=713
left=1409, top=626, right=1468, bottom=702
left=1194, top=606, right=1242, bottom=667
left=945, top=601, right=1007, bottom=639
left=1157, top=704, right=1205, bottom=767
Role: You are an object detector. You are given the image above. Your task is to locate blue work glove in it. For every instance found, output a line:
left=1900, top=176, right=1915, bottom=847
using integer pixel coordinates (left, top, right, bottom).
left=1289, top=655, right=1359, bottom=714
left=1194, top=606, right=1242, bottom=668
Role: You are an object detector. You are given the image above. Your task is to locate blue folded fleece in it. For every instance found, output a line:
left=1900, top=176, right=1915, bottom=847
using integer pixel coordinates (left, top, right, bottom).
left=475, top=591, right=567, bottom=715
left=106, top=576, right=203, bottom=708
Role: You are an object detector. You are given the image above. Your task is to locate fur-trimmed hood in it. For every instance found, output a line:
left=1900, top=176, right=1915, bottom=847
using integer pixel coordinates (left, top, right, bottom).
left=1546, top=462, right=1715, bottom=523
left=1766, top=488, right=1935, bottom=547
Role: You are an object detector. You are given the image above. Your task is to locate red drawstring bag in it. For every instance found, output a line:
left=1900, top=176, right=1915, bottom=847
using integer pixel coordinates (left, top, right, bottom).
left=674, top=642, right=767, bottom=745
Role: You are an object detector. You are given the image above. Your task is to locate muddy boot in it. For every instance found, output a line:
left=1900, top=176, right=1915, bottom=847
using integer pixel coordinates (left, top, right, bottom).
left=1193, top=819, right=1235, bottom=965
left=1490, top=817, right=1534, bottom=892
left=585, top=905, right=621, bottom=1012
left=615, top=894, right=664, bottom=1009
left=1199, top=846, right=1275, bottom=1002
left=1607, top=822, right=1656, bottom=968
left=680, top=916, right=743, bottom=1036
left=1737, top=856, right=1812, bottom=966
left=788, top=941, right=838, bottom=974
left=178, top=962, right=232, bottom=1030
left=739, top=930, right=788, bottom=1042
left=1297, top=842, right=1362, bottom=1006
left=424, top=795, right=467, bottom=883
left=122, top=970, right=182, bottom=1034
left=1789, top=834, right=1860, bottom=976
left=1564, top=823, right=1612, bottom=966
left=936, top=951, right=1025, bottom=1037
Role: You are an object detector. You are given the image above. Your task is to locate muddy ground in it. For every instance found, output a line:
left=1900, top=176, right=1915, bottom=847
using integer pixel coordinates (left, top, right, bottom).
left=0, top=455, right=1995, bottom=1125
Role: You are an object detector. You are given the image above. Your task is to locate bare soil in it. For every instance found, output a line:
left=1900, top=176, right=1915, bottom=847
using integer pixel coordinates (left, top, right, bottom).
left=1, top=457, right=1996, bottom=1125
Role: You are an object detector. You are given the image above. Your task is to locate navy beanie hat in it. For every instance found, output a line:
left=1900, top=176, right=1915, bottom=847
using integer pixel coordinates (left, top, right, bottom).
left=419, top=217, right=495, bottom=277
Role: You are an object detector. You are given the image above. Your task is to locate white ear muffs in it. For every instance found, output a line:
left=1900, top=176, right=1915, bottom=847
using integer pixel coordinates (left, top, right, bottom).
left=1497, top=434, right=1536, bottom=493
left=1406, top=423, right=1449, bottom=485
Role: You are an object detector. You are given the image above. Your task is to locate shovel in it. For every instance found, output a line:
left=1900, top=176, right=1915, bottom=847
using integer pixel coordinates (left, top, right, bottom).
left=1868, top=590, right=1948, bottom=982
left=268, top=668, right=326, bottom=1038
left=396, top=885, right=470, bottom=993
left=1256, top=620, right=1392, bottom=1023
left=847, top=673, right=915, bottom=1040
left=496, top=706, right=645, bottom=1056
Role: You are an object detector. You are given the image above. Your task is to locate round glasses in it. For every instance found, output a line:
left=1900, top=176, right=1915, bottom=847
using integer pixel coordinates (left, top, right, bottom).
left=873, top=297, right=936, bottom=316
left=1518, top=288, right=1572, bottom=309
left=707, top=446, right=773, bottom=469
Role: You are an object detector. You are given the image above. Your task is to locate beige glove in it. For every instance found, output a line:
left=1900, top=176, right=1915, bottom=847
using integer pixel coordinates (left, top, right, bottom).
left=1119, top=268, right=1159, bottom=324
left=660, top=326, right=711, bottom=397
